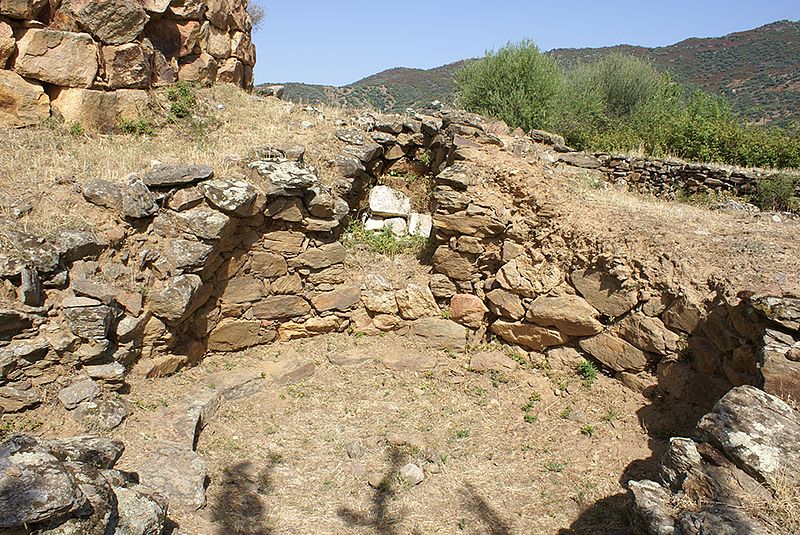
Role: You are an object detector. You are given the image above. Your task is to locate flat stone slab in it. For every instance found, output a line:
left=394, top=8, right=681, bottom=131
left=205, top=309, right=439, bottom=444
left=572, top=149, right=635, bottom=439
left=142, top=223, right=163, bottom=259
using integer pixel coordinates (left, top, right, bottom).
left=143, top=164, right=214, bottom=188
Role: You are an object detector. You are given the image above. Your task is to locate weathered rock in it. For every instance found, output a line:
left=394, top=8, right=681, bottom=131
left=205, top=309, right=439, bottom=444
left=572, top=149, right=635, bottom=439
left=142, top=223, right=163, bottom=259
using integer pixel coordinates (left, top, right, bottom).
left=616, top=312, right=680, bottom=356
left=485, top=288, right=525, bottom=320
left=579, top=333, right=649, bottom=372
left=311, top=286, right=361, bottom=312
left=449, top=293, right=487, bottom=329
left=278, top=316, right=340, bottom=341
left=15, top=28, right=98, bottom=87
left=383, top=353, right=437, bottom=372
left=335, top=128, right=364, bottom=145
left=396, top=284, right=439, bottom=320
left=43, top=436, right=124, bottom=469
left=410, top=318, right=466, bottom=350
left=432, top=207, right=506, bottom=237
left=496, top=255, right=562, bottom=298
left=50, top=87, right=151, bottom=132
left=429, top=273, right=457, bottom=300
left=570, top=269, right=638, bottom=318
left=0, top=435, right=85, bottom=529
left=71, top=398, right=129, bottom=430
left=101, top=42, right=152, bottom=89
left=84, top=362, right=126, bottom=384
left=62, top=296, right=112, bottom=340
left=343, top=142, right=383, bottom=163
left=432, top=246, right=475, bottom=281
left=201, top=178, right=259, bottom=216
left=558, top=153, right=602, bottom=169
left=266, top=196, right=304, bottom=221
left=546, top=347, right=586, bottom=371
left=0, top=384, right=41, bottom=412
left=490, top=321, right=566, bottom=351
left=5, top=230, right=60, bottom=272
left=399, top=463, right=425, bottom=486
left=82, top=179, right=122, bottom=210
left=525, top=295, right=603, bottom=336
left=58, top=378, right=100, bottom=409
left=369, top=185, right=411, bottom=217
left=137, top=444, right=207, bottom=510
left=64, top=0, right=149, bottom=45
left=160, top=238, right=213, bottom=272
left=408, top=213, right=432, bottom=238
left=0, top=70, right=50, bottom=127
left=114, top=485, right=168, bottom=535
left=469, top=351, right=518, bottom=373
left=249, top=159, right=319, bottom=196
left=0, top=0, right=47, bottom=19
left=55, top=229, right=108, bottom=263
left=436, top=163, right=472, bottom=190
left=147, top=274, right=203, bottom=322
left=207, top=319, right=261, bottom=352
left=751, top=295, right=800, bottom=332
left=251, top=295, right=311, bottom=320
left=627, top=480, right=676, bottom=535
left=662, top=290, right=707, bottom=334
left=176, top=206, right=231, bottom=241
left=220, top=277, right=264, bottom=304
left=143, top=164, right=213, bottom=188
left=290, top=242, right=346, bottom=270
left=695, top=385, right=800, bottom=487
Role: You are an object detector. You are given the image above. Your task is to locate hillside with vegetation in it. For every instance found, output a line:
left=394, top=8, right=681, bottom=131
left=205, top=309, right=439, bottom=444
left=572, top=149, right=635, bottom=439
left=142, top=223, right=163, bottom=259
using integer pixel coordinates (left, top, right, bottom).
left=266, top=20, right=800, bottom=125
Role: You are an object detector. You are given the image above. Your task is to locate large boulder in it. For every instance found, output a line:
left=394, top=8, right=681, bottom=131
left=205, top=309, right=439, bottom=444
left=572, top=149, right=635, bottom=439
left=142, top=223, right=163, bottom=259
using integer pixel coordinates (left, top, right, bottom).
left=147, top=274, right=203, bottom=322
left=0, top=0, right=47, bottom=19
left=449, top=294, right=487, bottom=329
left=144, top=18, right=203, bottom=58
left=570, top=269, right=638, bottom=319
left=50, top=87, right=151, bottom=131
left=396, top=284, right=439, bottom=320
left=579, top=332, right=649, bottom=372
left=410, top=318, right=467, bottom=351
left=101, top=42, right=152, bottom=89
left=369, top=185, right=411, bottom=217
left=490, top=321, right=566, bottom=351
left=0, top=70, right=50, bottom=127
left=496, top=254, right=563, bottom=298
left=525, top=294, right=604, bottom=336
left=0, top=20, right=14, bottom=68
left=14, top=28, right=98, bottom=88
left=63, top=0, right=149, bottom=45
left=249, top=159, right=319, bottom=196
left=201, top=178, right=260, bottom=216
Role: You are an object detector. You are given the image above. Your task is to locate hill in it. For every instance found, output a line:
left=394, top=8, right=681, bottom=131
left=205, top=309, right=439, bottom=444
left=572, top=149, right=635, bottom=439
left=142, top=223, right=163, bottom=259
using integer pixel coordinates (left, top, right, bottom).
left=265, top=20, right=800, bottom=124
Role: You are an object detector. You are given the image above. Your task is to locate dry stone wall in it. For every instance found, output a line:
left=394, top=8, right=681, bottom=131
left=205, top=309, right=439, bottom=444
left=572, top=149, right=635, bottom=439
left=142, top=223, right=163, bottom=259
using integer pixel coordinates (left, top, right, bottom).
left=0, top=106, right=798, bottom=434
left=557, top=151, right=800, bottom=200
left=0, top=0, right=256, bottom=128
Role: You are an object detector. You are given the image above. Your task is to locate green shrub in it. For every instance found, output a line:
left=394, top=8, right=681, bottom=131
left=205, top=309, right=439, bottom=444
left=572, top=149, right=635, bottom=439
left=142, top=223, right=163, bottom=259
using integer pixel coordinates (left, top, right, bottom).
left=577, top=359, right=598, bottom=384
left=455, top=40, right=561, bottom=132
left=68, top=122, right=85, bottom=136
left=118, top=117, right=155, bottom=136
left=754, top=174, right=799, bottom=211
left=167, top=81, right=198, bottom=119
left=341, top=221, right=427, bottom=257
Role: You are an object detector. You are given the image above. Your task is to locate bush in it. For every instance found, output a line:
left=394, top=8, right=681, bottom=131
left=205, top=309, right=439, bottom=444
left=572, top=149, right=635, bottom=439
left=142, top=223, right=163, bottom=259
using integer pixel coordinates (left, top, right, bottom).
left=455, top=41, right=561, bottom=132
left=118, top=117, right=155, bottom=136
left=454, top=43, right=800, bottom=171
left=167, top=81, right=197, bottom=119
left=754, top=174, right=799, bottom=211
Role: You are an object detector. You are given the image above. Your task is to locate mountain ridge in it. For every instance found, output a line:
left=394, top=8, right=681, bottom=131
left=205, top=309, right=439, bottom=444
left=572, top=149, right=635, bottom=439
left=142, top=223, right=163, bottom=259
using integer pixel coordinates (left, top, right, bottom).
left=262, top=20, right=800, bottom=124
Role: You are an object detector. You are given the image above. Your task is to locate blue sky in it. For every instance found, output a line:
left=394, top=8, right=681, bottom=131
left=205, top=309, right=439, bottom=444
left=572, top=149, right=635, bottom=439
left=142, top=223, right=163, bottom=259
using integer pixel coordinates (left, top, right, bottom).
left=251, top=1, right=800, bottom=86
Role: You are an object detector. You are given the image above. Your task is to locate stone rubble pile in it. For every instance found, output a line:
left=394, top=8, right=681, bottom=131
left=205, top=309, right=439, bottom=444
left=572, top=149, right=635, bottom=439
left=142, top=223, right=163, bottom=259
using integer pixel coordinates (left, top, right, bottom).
left=629, top=385, right=800, bottom=534
left=364, top=185, right=432, bottom=238
left=0, top=0, right=256, bottom=128
left=0, top=434, right=167, bottom=534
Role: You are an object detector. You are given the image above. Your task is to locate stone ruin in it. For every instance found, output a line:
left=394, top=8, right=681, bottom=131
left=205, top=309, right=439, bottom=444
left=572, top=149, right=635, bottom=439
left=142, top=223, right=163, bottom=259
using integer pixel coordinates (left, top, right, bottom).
left=0, top=0, right=256, bottom=129
left=0, top=104, right=798, bottom=532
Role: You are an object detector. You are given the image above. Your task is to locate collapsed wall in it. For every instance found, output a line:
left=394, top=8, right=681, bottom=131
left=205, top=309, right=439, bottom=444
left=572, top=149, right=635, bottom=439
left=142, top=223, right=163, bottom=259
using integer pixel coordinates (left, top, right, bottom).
left=0, top=105, right=797, bottom=433
left=0, top=0, right=256, bottom=129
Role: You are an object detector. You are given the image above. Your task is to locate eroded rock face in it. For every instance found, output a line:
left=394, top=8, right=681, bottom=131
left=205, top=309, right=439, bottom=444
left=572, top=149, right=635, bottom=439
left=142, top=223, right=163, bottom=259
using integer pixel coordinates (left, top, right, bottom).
left=63, top=0, right=150, bottom=45
left=629, top=386, right=799, bottom=535
left=15, top=28, right=99, bottom=88
left=0, top=435, right=166, bottom=533
left=0, top=70, right=50, bottom=127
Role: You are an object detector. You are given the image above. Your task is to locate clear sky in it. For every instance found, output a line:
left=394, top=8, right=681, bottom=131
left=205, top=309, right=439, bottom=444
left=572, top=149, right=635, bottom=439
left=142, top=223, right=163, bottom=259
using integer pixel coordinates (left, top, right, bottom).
left=250, top=1, right=800, bottom=86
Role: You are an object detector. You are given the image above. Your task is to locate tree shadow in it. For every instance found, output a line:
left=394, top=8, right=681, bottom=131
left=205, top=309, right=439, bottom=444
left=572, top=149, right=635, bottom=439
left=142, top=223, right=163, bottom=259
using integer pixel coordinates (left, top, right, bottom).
left=210, top=456, right=281, bottom=535
left=336, top=446, right=406, bottom=535
left=461, top=482, right=513, bottom=535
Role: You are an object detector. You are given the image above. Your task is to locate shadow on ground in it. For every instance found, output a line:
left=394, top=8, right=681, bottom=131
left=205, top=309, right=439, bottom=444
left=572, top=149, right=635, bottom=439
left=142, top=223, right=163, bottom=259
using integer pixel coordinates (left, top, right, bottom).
left=209, top=455, right=282, bottom=535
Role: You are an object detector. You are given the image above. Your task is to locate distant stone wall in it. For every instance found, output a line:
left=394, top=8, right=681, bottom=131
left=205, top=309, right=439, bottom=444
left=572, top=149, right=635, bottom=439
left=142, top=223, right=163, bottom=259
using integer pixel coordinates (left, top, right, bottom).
left=558, top=152, right=800, bottom=200
left=0, top=0, right=256, bottom=129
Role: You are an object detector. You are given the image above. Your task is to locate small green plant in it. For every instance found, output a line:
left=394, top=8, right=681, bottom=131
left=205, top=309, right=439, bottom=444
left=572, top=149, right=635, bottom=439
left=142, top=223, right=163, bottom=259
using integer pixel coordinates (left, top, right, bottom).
left=577, top=359, right=598, bottom=385
left=455, top=428, right=471, bottom=439
left=167, top=81, right=198, bottom=119
left=68, top=122, right=85, bottom=136
left=602, top=409, right=619, bottom=423
left=560, top=406, right=573, bottom=420
left=416, top=150, right=432, bottom=167
left=342, top=221, right=427, bottom=257
left=440, top=309, right=452, bottom=320
left=581, top=424, right=595, bottom=437
left=544, top=460, right=566, bottom=473
left=523, top=413, right=539, bottom=424
left=118, top=117, right=155, bottom=136
left=521, top=392, right=542, bottom=413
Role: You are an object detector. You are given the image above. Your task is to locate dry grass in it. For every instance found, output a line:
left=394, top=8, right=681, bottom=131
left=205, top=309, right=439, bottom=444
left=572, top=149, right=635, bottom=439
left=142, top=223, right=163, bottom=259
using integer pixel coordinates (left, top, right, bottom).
left=0, top=85, right=362, bottom=237
left=743, top=471, right=800, bottom=533
left=103, top=332, right=652, bottom=535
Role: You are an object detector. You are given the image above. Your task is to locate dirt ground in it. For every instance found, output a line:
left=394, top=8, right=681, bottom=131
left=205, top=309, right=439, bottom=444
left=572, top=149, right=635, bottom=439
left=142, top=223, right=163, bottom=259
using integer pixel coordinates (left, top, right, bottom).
left=78, top=331, right=652, bottom=535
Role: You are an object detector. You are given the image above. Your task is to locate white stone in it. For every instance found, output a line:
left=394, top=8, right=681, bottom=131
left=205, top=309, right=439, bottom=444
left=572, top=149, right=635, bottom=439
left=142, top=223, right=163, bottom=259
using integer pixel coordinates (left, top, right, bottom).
left=408, top=213, right=432, bottom=238
left=399, top=463, right=425, bottom=486
left=369, top=185, right=411, bottom=217
left=364, top=216, right=385, bottom=232
left=384, top=217, right=407, bottom=237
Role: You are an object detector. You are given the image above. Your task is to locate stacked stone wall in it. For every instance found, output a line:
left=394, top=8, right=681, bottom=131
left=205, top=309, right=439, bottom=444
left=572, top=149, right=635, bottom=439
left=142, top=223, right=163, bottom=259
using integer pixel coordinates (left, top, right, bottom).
left=0, top=0, right=256, bottom=129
